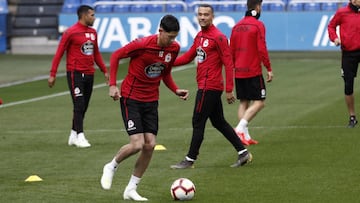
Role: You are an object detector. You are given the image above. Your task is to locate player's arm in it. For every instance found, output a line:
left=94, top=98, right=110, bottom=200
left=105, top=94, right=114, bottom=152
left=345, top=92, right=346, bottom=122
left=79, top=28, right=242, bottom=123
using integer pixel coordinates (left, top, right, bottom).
left=257, top=24, right=273, bottom=83
left=93, top=33, right=109, bottom=84
left=216, top=34, right=235, bottom=104
left=327, top=12, right=341, bottom=46
left=163, top=61, right=189, bottom=100
left=173, top=40, right=197, bottom=67
left=48, top=31, right=70, bottom=88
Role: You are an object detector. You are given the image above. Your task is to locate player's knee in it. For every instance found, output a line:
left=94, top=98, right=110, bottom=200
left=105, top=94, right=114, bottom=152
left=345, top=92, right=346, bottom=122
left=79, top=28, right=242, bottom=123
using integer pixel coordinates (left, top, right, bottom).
left=344, top=78, right=354, bottom=95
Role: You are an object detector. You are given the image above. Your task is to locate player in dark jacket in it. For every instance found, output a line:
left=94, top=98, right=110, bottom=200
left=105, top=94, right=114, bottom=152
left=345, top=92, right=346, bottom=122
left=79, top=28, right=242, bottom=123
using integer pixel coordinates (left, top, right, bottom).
left=328, top=0, right=360, bottom=128
left=48, top=5, right=108, bottom=148
left=170, top=4, right=252, bottom=169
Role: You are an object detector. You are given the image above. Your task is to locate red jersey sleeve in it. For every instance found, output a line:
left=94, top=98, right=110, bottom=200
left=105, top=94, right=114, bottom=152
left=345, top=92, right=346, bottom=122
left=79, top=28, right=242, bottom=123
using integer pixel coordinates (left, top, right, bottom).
left=327, top=8, right=341, bottom=43
left=215, top=34, right=234, bottom=93
left=50, top=31, right=70, bottom=77
left=258, top=23, right=272, bottom=72
left=173, top=38, right=197, bottom=66
left=94, top=33, right=107, bottom=74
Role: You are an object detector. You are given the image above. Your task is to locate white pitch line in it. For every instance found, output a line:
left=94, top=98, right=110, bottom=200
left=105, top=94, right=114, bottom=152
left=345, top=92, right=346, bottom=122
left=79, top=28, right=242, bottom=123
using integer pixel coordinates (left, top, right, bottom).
left=0, top=64, right=195, bottom=109
left=2, top=125, right=349, bottom=135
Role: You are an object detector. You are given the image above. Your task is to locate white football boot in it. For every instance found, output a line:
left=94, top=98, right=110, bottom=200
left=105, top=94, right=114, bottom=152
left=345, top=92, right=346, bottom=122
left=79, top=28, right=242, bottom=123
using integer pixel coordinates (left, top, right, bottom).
left=100, top=163, right=116, bottom=190
left=68, top=130, right=77, bottom=146
left=76, top=132, right=91, bottom=148
left=123, top=187, right=148, bottom=201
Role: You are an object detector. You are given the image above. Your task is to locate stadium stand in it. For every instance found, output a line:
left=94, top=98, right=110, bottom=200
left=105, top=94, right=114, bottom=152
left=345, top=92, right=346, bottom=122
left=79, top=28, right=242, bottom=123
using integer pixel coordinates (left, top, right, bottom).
left=0, top=0, right=8, bottom=53
left=61, top=0, right=348, bottom=13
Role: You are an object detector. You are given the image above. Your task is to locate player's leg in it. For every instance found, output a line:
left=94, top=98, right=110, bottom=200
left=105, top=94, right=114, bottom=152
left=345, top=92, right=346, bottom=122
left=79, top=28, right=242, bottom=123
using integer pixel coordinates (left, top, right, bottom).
left=66, top=71, right=90, bottom=147
left=207, top=92, right=252, bottom=167
left=237, top=76, right=266, bottom=144
left=342, top=51, right=358, bottom=128
left=123, top=133, right=156, bottom=201
left=123, top=101, right=158, bottom=201
left=101, top=98, right=145, bottom=190
left=170, top=90, right=210, bottom=169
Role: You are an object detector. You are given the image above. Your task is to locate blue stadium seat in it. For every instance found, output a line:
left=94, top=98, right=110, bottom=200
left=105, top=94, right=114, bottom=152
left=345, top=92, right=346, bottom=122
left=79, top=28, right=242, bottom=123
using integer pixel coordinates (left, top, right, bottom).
left=235, top=4, right=247, bottom=12
left=303, top=3, right=321, bottom=11
left=321, top=3, right=337, bottom=11
left=130, top=5, right=146, bottom=12
left=62, top=0, right=80, bottom=13
left=81, top=0, right=96, bottom=5
left=95, top=5, right=113, bottom=13
left=0, top=0, right=8, bottom=13
left=147, top=4, right=163, bottom=12
left=166, top=4, right=183, bottom=12
left=288, top=3, right=303, bottom=11
left=113, top=4, right=130, bottom=13
left=269, top=3, right=285, bottom=11
left=217, top=4, right=234, bottom=12
left=261, top=4, right=270, bottom=11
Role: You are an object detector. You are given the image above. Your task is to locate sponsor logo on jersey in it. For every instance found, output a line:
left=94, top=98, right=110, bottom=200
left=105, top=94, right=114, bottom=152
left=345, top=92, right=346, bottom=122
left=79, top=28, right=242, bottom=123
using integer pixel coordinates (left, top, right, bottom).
left=196, top=47, right=206, bottom=63
left=81, top=40, right=94, bottom=55
left=145, top=62, right=166, bottom=78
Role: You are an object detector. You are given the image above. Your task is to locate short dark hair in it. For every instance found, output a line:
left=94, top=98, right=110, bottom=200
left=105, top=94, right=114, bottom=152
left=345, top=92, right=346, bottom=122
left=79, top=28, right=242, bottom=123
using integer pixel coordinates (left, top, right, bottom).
left=198, top=4, right=214, bottom=14
left=77, top=5, right=94, bottom=19
left=247, top=0, right=262, bottom=10
left=160, top=15, right=180, bottom=32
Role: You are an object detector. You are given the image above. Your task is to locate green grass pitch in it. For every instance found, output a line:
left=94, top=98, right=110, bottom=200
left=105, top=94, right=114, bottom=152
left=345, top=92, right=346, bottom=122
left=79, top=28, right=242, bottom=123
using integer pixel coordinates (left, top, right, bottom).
left=0, top=52, right=359, bottom=202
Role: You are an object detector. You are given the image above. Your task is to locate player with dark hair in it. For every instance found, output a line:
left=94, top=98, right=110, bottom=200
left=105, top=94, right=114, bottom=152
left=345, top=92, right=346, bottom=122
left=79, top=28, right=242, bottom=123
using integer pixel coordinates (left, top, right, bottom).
left=328, top=0, right=360, bottom=128
left=230, top=0, right=273, bottom=145
left=100, top=15, right=189, bottom=201
left=48, top=5, right=108, bottom=148
left=170, top=4, right=252, bottom=169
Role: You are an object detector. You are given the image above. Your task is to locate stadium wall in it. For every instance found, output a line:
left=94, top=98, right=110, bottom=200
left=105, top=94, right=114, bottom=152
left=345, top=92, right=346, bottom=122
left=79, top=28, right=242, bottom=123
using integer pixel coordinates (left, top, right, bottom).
left=59, top=12, right=339, bottom=52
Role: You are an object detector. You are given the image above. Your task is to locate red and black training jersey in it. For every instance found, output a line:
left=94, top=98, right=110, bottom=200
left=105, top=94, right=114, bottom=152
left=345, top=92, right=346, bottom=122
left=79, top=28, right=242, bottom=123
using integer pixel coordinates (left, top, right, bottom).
left=328, top=3, right=360, bottom=52
left=50, top=22, right=107, bottom=77
left=110, top=34, right=180, bottom=102
left=174, top=24, right=234, bottom=93
left=230, top=16, right=272, bottom=79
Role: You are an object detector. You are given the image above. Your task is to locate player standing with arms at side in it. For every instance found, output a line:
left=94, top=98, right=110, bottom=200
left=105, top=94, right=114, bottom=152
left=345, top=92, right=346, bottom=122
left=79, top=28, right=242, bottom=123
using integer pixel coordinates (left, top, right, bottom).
left=48, top=5, right=109, bottom=148
left=230, top=0, right=273, bottom=145
left=170, top=4, right=252, bottom=169
left=328, top=0, right=360, bottom=128
left=100, top=15, right=189, bottom=201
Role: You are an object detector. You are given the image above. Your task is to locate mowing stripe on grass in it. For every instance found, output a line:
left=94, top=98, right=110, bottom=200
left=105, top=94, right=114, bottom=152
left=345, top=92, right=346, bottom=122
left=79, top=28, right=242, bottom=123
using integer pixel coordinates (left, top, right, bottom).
left=2, top=125, right=348, bottom=135
left=0, top=64, right=195, bottom=109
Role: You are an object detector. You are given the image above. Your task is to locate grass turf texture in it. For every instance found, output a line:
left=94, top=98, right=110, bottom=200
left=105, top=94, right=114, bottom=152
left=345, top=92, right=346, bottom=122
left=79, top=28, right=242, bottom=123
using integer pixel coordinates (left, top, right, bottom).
left=0, top=52, right=359, bottom=202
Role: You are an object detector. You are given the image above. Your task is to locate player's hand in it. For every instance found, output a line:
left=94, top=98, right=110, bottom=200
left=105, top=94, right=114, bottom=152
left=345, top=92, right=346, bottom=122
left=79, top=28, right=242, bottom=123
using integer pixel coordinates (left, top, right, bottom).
left=109, top=85, right=120, bottom=101
left=266, top=71, right=273, bottom=83
left=176, top=89, right=189, bottom=100
left=104, top=72, right=109, bottom=85
left=48, top=76, right=56, bottom=88
left=226, top=92, right=236, bottom=104
left=334, top=38, right=341, bottom=46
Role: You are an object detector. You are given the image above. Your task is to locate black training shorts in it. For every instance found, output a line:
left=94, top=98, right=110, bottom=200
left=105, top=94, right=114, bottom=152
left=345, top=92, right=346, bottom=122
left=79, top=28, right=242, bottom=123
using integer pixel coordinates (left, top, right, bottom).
left=235, top=75, right=266, bottom=100
left=341, top=50, right=360, bottom=79
left=120, top=97, right=158, bottom=136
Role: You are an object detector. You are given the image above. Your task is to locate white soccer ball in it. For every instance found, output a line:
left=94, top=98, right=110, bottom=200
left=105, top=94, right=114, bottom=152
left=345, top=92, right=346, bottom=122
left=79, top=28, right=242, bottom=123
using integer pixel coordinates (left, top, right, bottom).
left=170, top=178, right=196, bottom=201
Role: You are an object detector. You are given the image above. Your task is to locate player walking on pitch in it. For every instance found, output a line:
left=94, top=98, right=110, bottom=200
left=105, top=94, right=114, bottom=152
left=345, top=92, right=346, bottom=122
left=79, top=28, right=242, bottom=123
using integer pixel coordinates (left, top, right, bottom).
left=170, top=4, right=252, bottom=169
left=100, top=15, right=189, bottom=201
left=328, top=0, right=360, bottom=128
left=48, top=5, right=109, bottom=148
left=230, top=0, right=273, bottom=145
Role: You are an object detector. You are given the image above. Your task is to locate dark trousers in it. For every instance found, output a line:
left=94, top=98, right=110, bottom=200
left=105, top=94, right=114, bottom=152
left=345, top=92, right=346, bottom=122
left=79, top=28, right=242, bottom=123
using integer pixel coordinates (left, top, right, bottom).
left=186, top=89, right=245, bottom=160
left=67, top=71, right=94, bottom=134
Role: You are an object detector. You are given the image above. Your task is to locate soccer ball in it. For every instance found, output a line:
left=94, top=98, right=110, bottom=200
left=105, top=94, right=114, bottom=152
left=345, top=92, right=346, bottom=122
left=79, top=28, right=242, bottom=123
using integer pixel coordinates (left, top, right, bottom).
left=170, top=178, right=196, bottom=201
